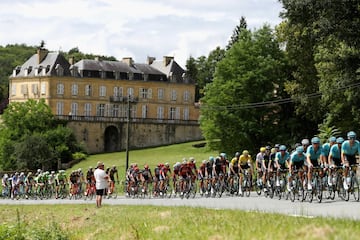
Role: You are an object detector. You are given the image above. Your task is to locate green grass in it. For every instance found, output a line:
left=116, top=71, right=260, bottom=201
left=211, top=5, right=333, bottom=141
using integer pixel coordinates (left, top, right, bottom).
left=0, top=204, right=359, bottom=240
left=69, top=141, right=218, bottom=181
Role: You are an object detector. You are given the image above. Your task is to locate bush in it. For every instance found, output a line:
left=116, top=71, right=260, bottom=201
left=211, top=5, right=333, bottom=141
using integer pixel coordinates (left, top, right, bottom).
left=72, top=152, right=87, bottom=161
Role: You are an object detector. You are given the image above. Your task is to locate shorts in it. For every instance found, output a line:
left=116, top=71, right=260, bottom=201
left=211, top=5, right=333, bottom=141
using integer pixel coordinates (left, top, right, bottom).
left=310, top=159, right=320, bottom=167
left=332, top=157, right=342, bottom=167
left=345, top=154, right=357, bottom=166
left=240, top=164, right=250, bottom=170
left=292, top=161, right=304, bottom=171
left=96, top=189, right=105, bottom=196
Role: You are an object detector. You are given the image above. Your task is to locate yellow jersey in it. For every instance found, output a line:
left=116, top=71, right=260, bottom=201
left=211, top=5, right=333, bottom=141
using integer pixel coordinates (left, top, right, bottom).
left=239, top=155, right=252, bottom=165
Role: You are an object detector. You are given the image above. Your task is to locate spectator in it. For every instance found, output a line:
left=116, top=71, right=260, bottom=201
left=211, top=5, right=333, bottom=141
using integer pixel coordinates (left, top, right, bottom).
left=94, top=161, right=109, bottom=208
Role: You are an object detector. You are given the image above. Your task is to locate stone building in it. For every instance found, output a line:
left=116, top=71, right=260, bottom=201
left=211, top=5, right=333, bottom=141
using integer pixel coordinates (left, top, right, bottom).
left=9, top=48, right=202, bottom=153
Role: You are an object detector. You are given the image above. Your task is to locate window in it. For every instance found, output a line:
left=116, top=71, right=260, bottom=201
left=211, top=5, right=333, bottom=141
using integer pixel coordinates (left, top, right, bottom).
left=70, top=102, right=78, bottom=116
left=170, top=89, right=177, bottom=101
left=140, top=88, right=147, bottom=99
left=32, top=84, right=38, bottom=95
left=21, top=84, right=28, bottom=95
left=84, top=103, right=92, bottom=116
left=11, top=84, right=16, bottom=96
left=127, top=87, right=134, bottom=97
left=56, top=102, right=64, bottom=115
left=57, top=83, right=64, bottom=95
left=97, top=104, right=106, bottom=117
left=183, top=90, right=190, bottom=102
left=183, top=107, right=189, bottom=120
left=41, top=82, right=46, bottom=95
left=169, top=107, right=176, bottom=120
left=111, top=104, right=120, bottom=117
left=120, top=105, right=126, bottom=118
left=113, top=86, right=123, bottom=97
left=158, top=88, right=164, bottom=100
left=157, top=106, right=164, bottom=119
left=99, top=86, right=106, bottom=97
left=141, top=105, right=147, bottom=118
left=85, top=84, right=92, bottom=96
left=71, top=84, right=78, bottom=96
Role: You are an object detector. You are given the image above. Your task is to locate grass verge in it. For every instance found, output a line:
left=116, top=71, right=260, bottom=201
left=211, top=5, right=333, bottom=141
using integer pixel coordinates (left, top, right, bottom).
left=0, top=204, right=359, bottom=240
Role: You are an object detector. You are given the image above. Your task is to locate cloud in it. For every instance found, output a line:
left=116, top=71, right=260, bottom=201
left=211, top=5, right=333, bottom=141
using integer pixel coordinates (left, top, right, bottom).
left=0, top=0, right=283, bottom=67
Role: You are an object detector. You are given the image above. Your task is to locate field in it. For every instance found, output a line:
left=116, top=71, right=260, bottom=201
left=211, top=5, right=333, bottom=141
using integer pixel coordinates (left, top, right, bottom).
left=1, top=204, right=359, bottom=240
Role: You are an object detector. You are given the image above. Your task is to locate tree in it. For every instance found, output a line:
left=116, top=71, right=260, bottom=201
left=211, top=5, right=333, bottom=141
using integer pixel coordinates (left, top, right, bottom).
left=226, top=16, right=247, bottom=50
left=200, top=25, right=287, bottom=154
left=279, top=0, right=360, bottom=134
left=0, top=99, right=83, bottom=170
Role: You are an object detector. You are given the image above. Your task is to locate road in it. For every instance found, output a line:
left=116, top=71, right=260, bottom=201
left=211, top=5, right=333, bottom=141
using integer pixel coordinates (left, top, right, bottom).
left=1, top=192, right=359, bottom=220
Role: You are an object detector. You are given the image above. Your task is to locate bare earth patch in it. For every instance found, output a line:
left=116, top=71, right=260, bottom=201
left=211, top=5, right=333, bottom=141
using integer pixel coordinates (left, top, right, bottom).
left=296, top=225, right=334, bottom=239
left=159, top=210, right=171, bottom=219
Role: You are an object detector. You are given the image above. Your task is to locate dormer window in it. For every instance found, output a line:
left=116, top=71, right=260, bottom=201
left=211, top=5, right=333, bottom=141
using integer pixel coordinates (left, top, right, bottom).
left=55, top=64, right=64, bottom=76
left=12, top=66, right=21, bottom=77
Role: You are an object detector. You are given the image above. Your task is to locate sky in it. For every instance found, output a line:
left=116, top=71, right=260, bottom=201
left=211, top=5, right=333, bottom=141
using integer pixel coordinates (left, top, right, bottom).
left=0, top=0, right=284, bottom=68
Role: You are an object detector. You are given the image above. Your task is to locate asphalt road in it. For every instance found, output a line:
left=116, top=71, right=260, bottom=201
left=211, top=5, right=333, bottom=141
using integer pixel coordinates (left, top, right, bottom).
left=1, top=192, right=359, bottom=220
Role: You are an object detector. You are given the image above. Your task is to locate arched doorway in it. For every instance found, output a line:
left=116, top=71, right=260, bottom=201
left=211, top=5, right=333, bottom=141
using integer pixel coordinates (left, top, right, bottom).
left=104, top=126, right=120, bottom=152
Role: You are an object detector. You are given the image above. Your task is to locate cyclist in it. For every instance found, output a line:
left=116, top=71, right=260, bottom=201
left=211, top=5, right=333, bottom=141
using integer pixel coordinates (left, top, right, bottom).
left=341, top=131, right=360, bottom=190
left=140, top=164, right=153, bottom=193
left=108, top=165, right=119, bottom=195
left=198, top=160, right=207, bottom=194
left=69, top=170, right=79, bottom=196
left=48, top=171, right=56, bottom=196
left=11, top=172, right=20, bottom=199
left=328, top=137, right=344, bottom=186
left=306, top=137, right=323, bottom=190
left=172, top=162, right=181, bottom=194
left=275, top=145, right=290, bottom=186
left=212, top=154, right=227, bottom=194
left=25, top=172, right=34, bottom=199
left=206, top=156, right=215, bottom=194
left=159, top=163, right=171, bottom=195
left=188, top=157, right=198, bottom=184
left=152, top=163, right=161, bottom=196
left=85, top=167, right=95, bottom=196
left=179, top=160, right=193, bottom=195
left=262, top=146, right=271, bottom=189
left=1, top=174, right=9, bottom=197
left=288, top=146, right=306, bottom=191
left=301, top=138, right=310, bottom=153
left=322, top=136, right=336, bottom=166
left=55, top=170, right=67, bottom=198
left=255, top=147, right=266, bottom=189
left=229, top=152, right=240, bottom=193
left=238, top=150, right=252, bottom=195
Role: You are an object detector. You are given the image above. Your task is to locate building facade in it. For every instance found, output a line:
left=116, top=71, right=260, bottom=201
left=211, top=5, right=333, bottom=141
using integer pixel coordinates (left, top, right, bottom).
left=9, top=48, right=202, bottom=153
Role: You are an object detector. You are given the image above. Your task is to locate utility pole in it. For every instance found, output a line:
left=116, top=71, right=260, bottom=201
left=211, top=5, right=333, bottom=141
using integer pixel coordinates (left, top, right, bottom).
left=125, top=95, right=130, bottom=174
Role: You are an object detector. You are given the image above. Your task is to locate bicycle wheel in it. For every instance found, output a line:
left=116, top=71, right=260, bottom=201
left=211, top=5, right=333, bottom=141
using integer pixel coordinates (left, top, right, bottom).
left=316, top=177, right=323, bottom=203
left=245, top=178, right=251, bottom=197
left=351, top=176, right=359, bottom=202
left=190, top=182, right=197, bottom=198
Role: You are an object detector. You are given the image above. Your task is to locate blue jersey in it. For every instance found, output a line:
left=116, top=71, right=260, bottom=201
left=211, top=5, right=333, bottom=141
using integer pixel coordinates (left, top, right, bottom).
left=329, top=144, right=341, bottom=159
left=290, top=152, right=306, bottom=163
left=306, top=145, right=322, bottom=161
left=275, top=152, right=290, bottom=165
left=341, top=140, right=360, bottom=155
left=321, top=143, right=331, bottom=157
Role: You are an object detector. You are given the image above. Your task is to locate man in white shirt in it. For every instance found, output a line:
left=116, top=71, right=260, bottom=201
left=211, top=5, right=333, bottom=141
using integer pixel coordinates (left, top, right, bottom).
left=94, top=161, right=109, bottom=207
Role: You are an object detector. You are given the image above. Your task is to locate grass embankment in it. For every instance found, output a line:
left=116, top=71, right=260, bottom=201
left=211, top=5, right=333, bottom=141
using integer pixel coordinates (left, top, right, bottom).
left=1, top=204, right=359, bottom=240
left=69, top=141, right=218, bottom=182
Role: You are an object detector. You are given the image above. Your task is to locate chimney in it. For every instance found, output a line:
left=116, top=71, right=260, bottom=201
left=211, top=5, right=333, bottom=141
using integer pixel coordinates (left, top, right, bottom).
left=163, top=56, right=174, bottom=67
left=147, top=56, right=156, bottom=65
left=69, top=57, right=75, bottom=65
left=37, top=48, right=49, bottom=64
left=122, top=57, right=133, bottom=66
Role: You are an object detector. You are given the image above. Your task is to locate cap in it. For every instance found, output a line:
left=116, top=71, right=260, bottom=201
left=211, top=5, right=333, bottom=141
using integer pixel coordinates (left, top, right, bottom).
left=97, top=161, right=104, bottom=167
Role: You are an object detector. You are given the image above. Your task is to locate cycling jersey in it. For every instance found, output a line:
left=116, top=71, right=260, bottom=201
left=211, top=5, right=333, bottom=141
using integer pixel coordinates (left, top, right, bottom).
left=239, top=155, right=251, bottom=166
left=329, top=144, right=341, bottom=159
left=275, top=152, right=290, bottom=165
left=290, top=152, right=306, bottom=163
left=321, top=143, right=331, bottom=157
left=341, top=140, right=360, bottom=155
left=306, top=145, right=322, bottom=161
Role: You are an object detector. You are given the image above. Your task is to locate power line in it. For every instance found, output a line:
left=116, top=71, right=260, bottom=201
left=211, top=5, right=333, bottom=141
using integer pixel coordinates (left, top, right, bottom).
left=200, top=81, right=360, bottom=110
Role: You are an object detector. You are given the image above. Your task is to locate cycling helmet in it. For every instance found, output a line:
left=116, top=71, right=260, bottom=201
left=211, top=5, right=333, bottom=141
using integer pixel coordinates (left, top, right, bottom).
left=336, top=137, right=344, bottom=144
left=274, top=144, right=280, bottom=149
left=329, top=136, right=336, bottom=143
left=294, top=143, right=301, bottom=149
left=144, top=164, right=149, bottom=169
left=347, top=131, right=356, bottom=139
left=51, top=171, right=55, bottom=174
left=202, top=160, right=207, bottom=164
left=296, top=146, right=304, bottom=153
left=209, top=156, right=215, bottom=163
left=235, top=152, right=240, bottom=157
left=311, top=137, right=320, bottom=144
left=242, top=150, right=249, bottom=155
left=271, top=148, right=276, bottom=154
left=20, top=172, right=24, bottom=176
left=260, top=147, right=266, bottom=153
left=165, top=162, right=170, bottom=167
left=220, top=153, right=226, bottom=158
left=265, top=146, right=271, bottom=150
left=279, top=145, right=286, bottom=151
left=301, top=139, right=310, bottom=146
